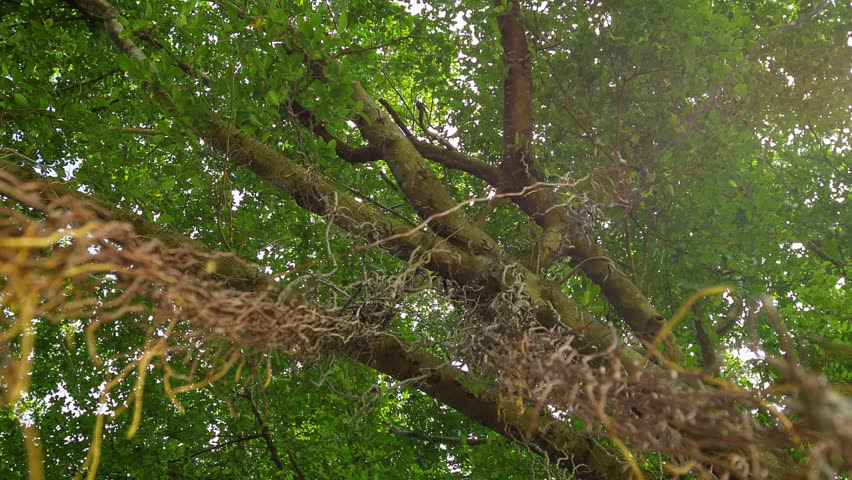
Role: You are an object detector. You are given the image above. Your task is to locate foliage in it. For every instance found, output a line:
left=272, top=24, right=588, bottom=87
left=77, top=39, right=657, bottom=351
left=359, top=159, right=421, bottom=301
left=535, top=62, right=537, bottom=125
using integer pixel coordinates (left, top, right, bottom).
left=0, top=0, right=849, bottom=478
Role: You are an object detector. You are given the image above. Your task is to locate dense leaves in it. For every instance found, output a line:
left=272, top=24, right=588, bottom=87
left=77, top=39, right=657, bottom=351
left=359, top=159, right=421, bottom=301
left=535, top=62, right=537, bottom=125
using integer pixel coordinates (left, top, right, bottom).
left=1, top=0, right=849, bottom=478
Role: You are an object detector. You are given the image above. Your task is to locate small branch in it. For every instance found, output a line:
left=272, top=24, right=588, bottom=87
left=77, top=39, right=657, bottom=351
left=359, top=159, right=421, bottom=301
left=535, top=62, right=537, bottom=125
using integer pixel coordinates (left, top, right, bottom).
left=57, top=68, right=119, bottom=92
left=0, top=146, right=40, bottom=167
left=474, top=196, right=503, bottom=227
left=207, top=0, right=246, bottom=17
left=377, top=168, right=400, bottom=192
left=168, top=434, right=263, bottom=462
left=388, top=426, right=487, bottom=446
left=761, top=295, right=799, bottom=365
left=692, top=311, right=719, bottom=374
left=378, top=98, right=415, bottom=139
left=715, top=285, right=744, bottom=338
left=663, top=0, right=830, bottom=150
left=334, top=27, right=422, bottom=58
left=240, top=390, right=286, bottom=471
left=804, top=238, right=847, bottom=272
left=411, top=140, right=503, bottom=186
left=613, top=65, right=683, bottom=159
left=134, top=31, right=211, bottom=86
left=338, top=182, right=417, bottom=227
left=119, top=127, right=167, bottom=136
left=542, top=53, right=615, bottom=163
left=414, top=100, right=456, bottom=151
left=283, top=99, right=381, bottom=164
left=286, top=450, right=306, bottom=480
left=554, top=256, right=625, bottom=286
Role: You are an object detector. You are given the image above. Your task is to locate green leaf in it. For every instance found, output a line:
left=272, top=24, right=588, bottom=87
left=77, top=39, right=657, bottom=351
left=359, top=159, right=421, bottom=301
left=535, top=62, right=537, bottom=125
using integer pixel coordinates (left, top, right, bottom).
left=266, top=89, right=281, bottom=105
left=160, top=176, right=177, bottom=191
left=13, top=93, right=28, bottom=107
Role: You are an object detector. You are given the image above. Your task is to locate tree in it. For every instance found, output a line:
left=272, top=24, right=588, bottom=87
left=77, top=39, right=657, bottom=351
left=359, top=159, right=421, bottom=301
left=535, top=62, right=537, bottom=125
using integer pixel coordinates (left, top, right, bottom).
left=0, top=0, right=849, bottom=478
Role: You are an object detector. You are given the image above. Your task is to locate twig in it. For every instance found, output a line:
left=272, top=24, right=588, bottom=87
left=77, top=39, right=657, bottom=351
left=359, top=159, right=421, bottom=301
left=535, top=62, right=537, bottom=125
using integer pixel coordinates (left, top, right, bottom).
left=241, top=390, right=286, bottom=471
left=388, top=426, right=487, bottom=445
left=378, top=98, right=415, bottom=139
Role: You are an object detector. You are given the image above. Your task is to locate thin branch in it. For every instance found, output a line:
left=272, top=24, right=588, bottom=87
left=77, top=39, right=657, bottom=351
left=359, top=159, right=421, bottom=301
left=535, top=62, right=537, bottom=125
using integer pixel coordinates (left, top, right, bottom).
left=474, top=196, right=503, bottom=227
left=715, top=283, right=744, bottom=338
left=168, top=434, right=263, bottom=462
left=207, top=0, right=245, bottom=17
left=338, top=182, right=418, bottom=227
left=286, top=450, right=306, bottom=480
left=283, top=99, right=382, bottom=164
left=414, top=100, right=456, bottom=151
left=119, top=127, right=167, bottom=136
left=761, top=296, right=799, bottom=366
left=57, top=68, right=119, bottom=92
left=334, top=26, right=422, bottom=58
left=378, top=98, right=415, bottom=139
left=240, top=390, right=286, bottom=471
left=134, top=31, right=211, bottom=86
left=388, top=426, right=487, bottom=446
left=804, top=238, right=847, bottom=272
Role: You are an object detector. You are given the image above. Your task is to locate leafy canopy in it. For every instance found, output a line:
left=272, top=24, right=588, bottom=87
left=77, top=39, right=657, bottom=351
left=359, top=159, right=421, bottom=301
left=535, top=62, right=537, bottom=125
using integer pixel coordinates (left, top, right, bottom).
left=0, top=0, right=849, bottom=479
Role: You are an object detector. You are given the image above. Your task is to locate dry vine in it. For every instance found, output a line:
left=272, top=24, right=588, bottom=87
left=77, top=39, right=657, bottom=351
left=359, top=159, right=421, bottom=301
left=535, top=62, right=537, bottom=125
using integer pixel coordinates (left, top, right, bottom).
left=0, top=170, right=363, bottom=479
left=485, top=317, right=851, bottom=479
left=2, top=167, right=850, bottom=480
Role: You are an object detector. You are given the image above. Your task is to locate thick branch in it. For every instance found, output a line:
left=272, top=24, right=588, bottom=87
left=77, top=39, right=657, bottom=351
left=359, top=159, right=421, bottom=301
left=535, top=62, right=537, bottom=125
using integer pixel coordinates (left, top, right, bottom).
left=411, top=140, right=503, bottom=186
left=202, top=128, right=641, bottom=365
left=496, top=0, right=535, bottom=179
left=1, top=161, right=627, bottom=480
left=489, top=1, right=681, bottom=361
left=352, top=83, right=498, bottom=254
left=355, top=336, right=624, bottom=479
left=0, top=158, right=267, bottom=291
left=67, top=0, right=649, bottom=369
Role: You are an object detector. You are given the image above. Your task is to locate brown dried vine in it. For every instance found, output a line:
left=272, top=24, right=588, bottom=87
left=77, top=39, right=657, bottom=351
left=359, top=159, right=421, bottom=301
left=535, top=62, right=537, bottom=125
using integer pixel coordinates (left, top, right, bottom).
left=0, top=170, right=362, bottom=479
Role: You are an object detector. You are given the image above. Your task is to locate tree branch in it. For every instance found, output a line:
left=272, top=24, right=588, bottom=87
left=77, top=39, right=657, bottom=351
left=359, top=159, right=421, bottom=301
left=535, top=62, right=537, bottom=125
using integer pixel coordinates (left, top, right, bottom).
left=68, top=0, right=651, bottom=370
left=283, top=98, right=382, bottom=164
left=169, top=434, right=263, bottom=462
left=240, top=390, right=287, bottom=472
left=1, top=159, right=628, bottom=480
left=804, top=238, right=847, bottom=273
left=0, top=156, right=268, bottom=291
left=355, top=335, right=625, bottom=479
left=388, top=426, right=487, bottom=446
left=496, top=0, right=535, bottom=180
left=489, top=2, right=682, bottom=361
left=411, top=139, right=503, bottom=186
left=377, top=98, right=416, bottom=139
left=351, top=82, right=498, bottom=254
